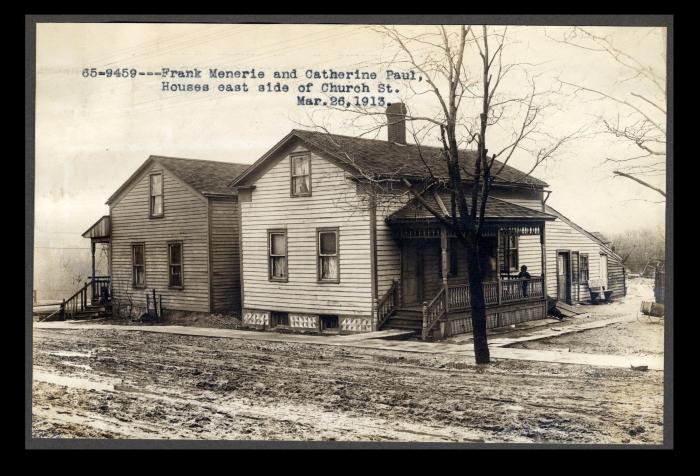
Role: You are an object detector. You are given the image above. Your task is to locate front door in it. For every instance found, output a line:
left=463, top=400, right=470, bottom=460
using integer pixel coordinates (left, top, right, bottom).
left=401, top=243, right=424, bottom=306
left=557, top=252, right=571, bottom=303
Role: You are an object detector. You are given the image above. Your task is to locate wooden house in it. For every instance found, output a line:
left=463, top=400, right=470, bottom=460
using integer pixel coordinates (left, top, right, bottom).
left=231, top=104, right=560, bottom=339
left=542, top=206, right=626, bottom=305
left=80, top=155, right=250, bottom=317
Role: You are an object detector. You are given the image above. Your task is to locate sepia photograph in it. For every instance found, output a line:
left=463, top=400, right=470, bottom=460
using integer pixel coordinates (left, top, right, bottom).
left=27, top=15, right=671, bottom=448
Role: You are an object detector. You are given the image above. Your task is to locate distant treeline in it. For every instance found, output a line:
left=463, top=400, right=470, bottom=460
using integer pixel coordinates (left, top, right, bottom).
left=609, top=228, right=665, bottom=275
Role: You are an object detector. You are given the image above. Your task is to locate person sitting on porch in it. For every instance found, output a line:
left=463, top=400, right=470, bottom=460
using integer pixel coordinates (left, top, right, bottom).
left=517, top=265, right=531, bottom=296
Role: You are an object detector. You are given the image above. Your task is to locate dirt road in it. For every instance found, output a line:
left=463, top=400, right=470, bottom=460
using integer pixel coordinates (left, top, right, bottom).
left=32, top=326, right=663, bottom=443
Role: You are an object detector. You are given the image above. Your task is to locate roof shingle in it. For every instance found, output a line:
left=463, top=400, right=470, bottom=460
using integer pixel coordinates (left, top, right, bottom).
left=290, top=129, right=548, bottom=187
left=151, top=156, right=250, bottom=195
left=387, top=191, right=555, bottom=223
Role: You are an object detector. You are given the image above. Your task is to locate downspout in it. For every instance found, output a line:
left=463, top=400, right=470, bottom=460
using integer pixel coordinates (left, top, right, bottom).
left=369, top=192, right=378, bottom=330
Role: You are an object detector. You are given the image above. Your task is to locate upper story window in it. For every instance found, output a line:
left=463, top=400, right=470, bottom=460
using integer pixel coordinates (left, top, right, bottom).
left=150, top=173, right=164, bottom=217
left=269, top=230, right=288, bottom=281
left=290, top=154, right=311, bottom=197
left=132, top=243, right=145, bottom=288
left=318, top=228, right=339, bottom=282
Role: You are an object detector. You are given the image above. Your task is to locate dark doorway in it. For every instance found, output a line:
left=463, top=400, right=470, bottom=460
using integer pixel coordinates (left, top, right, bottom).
left=401, top=243, right=424, bottom=306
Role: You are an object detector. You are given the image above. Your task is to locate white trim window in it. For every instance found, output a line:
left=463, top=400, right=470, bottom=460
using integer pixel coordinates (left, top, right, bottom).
left=269, top=230, right=288, bottom=281
left=290, top=155, right=311, bottom=197
left=318, top=229, right=339, bottom=282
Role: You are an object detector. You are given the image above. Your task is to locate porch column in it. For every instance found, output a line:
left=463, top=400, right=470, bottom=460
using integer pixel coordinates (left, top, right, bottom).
left=440, top=224, right=449, bottom=312
left=496, top=228, right=502, bottom=304
left=91, top=240, right=96, bottom=301
left=540, top=223, right=547, bottom=294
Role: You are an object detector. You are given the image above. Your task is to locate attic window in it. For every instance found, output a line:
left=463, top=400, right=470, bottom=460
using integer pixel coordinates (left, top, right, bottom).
left=150, top=173, right=164, bottom=217
left=290, top=154, right=311, bottom=197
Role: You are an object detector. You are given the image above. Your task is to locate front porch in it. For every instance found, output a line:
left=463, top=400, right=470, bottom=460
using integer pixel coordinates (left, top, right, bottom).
left=377, top=193, right=554, bottom=339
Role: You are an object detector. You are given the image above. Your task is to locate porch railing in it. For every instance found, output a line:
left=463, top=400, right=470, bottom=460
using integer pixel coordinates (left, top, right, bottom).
left=90, top=275, right=111, bottom=302
left=501, top=277, right=544, bottom=303
left=446, top=276, right=545, bottom=311
left=376, top=279, right=399, bottom=329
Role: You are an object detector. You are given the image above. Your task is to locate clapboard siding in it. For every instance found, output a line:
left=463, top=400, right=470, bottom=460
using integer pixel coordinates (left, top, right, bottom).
left=209, top=198, right=241, bottom=313
left=240, top=144, right=373, bottom=316
left=110, top=163, right=211, bottom=312
left=606, top=254, right=626, bottom=298
left=517, top=234, right=542, bottom=275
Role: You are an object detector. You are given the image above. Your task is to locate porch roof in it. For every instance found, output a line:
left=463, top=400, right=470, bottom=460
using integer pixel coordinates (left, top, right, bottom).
left=82, top=215, right=110, bottom=241
left=386, top=192, right=556, bottom=224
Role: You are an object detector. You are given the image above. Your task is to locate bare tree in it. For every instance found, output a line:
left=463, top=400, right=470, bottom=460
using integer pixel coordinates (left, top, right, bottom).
left=547, top=27, right=667, bottom=197
left=609, top=227, right=665, bottom=274
left=309, top=26, right=577, bottom=364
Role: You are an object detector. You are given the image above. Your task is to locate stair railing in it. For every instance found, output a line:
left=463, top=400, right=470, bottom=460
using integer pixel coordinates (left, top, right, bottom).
left=59, top=277, right=111, bottom=320
left=376, top=279, right=398, bottom=330
left=421, top=286, right=447, bottom=340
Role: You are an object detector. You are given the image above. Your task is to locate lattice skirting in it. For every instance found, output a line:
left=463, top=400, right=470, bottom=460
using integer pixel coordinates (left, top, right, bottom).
left=445, top=303, right=546, bottom=337
left=242, top=310, right=270, bottom=326
left=339, top=316, right=373, bottom=333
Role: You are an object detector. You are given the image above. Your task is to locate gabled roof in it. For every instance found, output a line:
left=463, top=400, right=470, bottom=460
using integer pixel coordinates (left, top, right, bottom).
left=106, top=155, right=251, bottom=205
left=387, top=191, right=555, bottom=224
left=545, top=205, right=623, bottom=261
left=231, top=129, right=549, bottom=188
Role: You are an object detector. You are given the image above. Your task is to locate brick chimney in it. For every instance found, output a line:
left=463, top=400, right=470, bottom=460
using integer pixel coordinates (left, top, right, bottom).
left=386, top=102, right=407, bottom=144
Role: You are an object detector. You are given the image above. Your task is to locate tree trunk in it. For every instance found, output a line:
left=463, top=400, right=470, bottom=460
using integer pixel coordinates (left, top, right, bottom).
left=465, top=240, right=490, bottom=364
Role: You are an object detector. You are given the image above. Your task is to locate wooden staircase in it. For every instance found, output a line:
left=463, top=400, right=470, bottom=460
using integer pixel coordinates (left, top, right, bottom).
left=68, top=302, right=113, bottom=320
left=40, top=276, right=111, bottom=322
left=381, top=308, right=423, bottom=333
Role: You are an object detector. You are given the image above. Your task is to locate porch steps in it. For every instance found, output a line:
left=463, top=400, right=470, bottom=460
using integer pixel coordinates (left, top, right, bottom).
left=382, top=308, right=423, bottom=332
left=60, top=302, right=113, bottom=321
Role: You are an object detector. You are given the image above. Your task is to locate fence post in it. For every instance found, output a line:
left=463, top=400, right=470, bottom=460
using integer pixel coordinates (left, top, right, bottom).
left=152, top=289, right=157, bottom=319
left=421, top=301, right=428, bottom=341
left=60, top=299, right=65, bottom=320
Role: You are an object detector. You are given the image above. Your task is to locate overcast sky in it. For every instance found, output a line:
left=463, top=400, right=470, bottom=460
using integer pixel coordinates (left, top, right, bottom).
left=34, top=22, right=667, bottom=258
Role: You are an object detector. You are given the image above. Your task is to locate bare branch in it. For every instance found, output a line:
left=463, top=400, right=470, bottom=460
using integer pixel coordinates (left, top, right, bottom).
left=612, top=171, right=666, bottom=197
